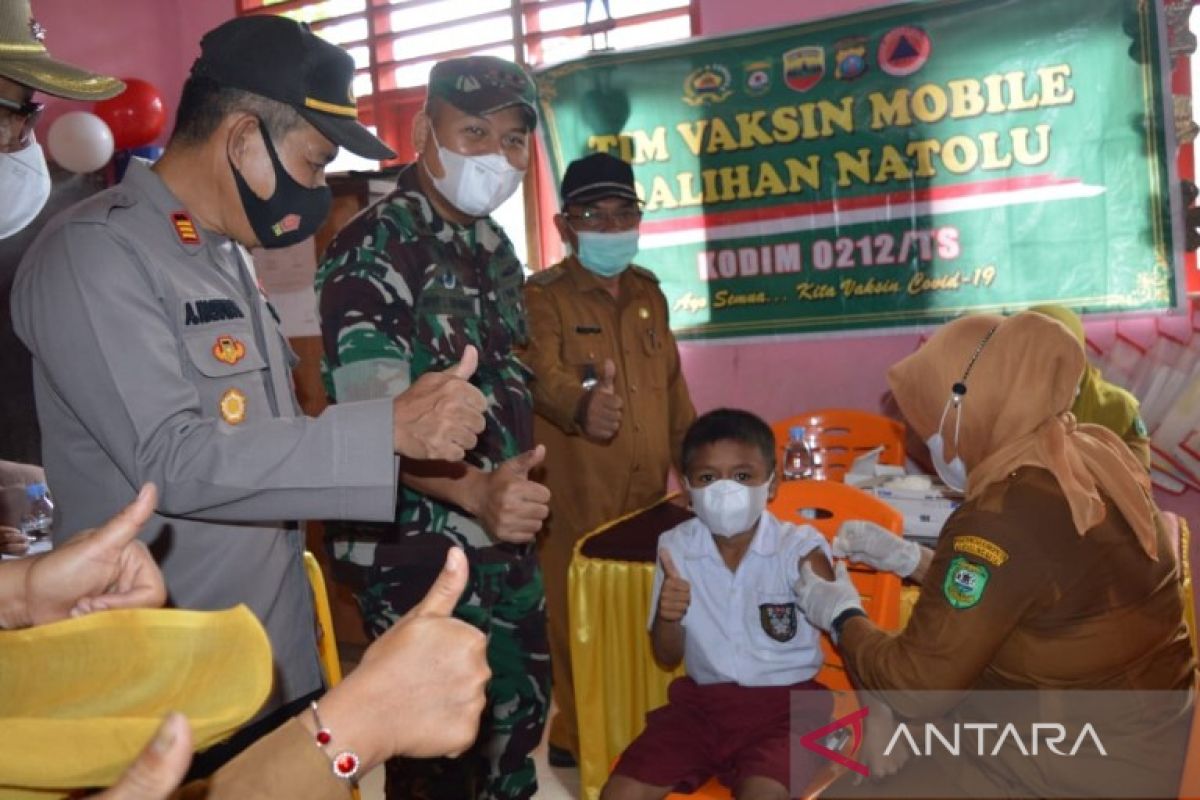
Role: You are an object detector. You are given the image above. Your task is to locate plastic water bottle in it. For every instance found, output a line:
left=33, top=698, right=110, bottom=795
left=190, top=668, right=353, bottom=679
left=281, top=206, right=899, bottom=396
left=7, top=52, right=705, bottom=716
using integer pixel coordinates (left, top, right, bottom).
left=782, top=426, right=815, bottom=480
left=20, top=483, right=54, bottom=542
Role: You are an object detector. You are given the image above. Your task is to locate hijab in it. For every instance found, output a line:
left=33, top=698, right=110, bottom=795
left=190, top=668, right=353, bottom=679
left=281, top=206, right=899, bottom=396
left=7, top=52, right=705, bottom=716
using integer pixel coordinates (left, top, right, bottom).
left=887, top=312, right=1158, bottom=558
left=1029, top=304, right=1144, bottom=439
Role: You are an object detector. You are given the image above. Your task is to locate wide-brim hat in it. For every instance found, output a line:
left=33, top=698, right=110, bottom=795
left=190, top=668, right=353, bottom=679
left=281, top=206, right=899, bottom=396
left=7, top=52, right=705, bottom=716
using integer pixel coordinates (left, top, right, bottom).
left=0, top=0, right=124, bottom=100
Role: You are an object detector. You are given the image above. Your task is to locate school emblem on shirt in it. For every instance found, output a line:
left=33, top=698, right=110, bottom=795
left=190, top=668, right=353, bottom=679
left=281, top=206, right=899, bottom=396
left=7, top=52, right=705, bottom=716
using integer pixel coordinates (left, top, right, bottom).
left=212, top=335, right=246, bottom=366
left=219, top=388, right=247, bottom=425
left=759, top=602, right=798, bottom=642
left=171, top=211, right=200, bottom=245
left=942, top=556, right=989, bottom=609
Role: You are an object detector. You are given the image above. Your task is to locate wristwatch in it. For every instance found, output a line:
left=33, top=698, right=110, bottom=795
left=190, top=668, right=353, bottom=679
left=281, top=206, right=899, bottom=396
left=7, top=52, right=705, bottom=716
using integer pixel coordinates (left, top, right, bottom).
left=831, top=607, right=867, bottom=645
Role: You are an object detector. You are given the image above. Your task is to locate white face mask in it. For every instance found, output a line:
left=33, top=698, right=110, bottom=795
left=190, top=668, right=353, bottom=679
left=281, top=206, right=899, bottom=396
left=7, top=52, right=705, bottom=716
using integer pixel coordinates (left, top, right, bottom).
left=0, top=138, right=51, bottom=240
left=425, top=127, right=525, bottom=218
left=686, top=476, right=773, bottom=538
left=926, top=393, right=968, bottom=493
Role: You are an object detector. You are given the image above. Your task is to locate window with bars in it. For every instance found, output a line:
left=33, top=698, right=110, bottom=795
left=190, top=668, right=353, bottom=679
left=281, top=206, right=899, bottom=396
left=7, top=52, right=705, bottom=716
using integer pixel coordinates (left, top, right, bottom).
left=237, top=0, right=695, bottom=102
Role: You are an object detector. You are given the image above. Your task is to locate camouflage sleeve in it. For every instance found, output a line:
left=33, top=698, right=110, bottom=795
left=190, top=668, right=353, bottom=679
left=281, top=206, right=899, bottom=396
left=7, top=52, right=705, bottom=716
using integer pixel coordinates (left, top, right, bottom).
left=521, top=283, right=588, bottom=434
left=316, top=218, right=416, bottom=403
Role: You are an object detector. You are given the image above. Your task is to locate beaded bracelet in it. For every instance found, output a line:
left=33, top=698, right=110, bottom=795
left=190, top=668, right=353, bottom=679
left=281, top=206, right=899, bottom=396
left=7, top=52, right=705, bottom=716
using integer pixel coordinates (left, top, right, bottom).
left=309, top=701, right=361, bottom=781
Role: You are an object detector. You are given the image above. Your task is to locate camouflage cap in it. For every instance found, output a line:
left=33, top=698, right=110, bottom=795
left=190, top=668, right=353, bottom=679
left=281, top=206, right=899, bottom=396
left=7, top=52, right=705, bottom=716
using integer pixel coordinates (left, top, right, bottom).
left=428, top=56, right=537, bottom=129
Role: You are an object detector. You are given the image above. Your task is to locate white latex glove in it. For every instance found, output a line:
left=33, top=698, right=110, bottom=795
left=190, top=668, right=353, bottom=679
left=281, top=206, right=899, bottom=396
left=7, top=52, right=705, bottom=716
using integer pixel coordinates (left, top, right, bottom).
left=794, top=561, right=863, bottom=637
left=832, top=520, right=921, bottom=578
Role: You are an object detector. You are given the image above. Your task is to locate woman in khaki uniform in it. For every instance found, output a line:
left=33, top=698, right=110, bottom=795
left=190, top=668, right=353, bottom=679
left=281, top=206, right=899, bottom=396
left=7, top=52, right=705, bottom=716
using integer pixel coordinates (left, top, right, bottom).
left=796, top=312, right=1196, bottom=798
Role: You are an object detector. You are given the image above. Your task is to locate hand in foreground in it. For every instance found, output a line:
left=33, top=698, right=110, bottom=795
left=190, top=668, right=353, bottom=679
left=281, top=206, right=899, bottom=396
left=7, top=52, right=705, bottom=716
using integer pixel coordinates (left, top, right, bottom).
left=656, top=549, right=690, bottom=623
left=793, top=560, right=863, bottom=635
left=310, top=546, right=490, bottom=768
left=832, top=520, right=921, bottom=578
left=393, top=345, right=489, bottom=461
left=3, top=483, right=165, bottom=628
left=91, top=713, right=193, bottom=800
left=479, top=446, right=551, bottom=544
left=0, top=526, right=29, bottom=556
left=582, top=359, right=622, bottom=440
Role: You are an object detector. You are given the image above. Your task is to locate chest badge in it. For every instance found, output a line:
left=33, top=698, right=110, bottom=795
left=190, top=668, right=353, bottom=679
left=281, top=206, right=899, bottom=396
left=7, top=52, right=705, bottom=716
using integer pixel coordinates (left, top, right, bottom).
left=440, top=270, right=457, bottom=289
left=212, top=335, right=247, bottom=366
left=638, top=307, right=650, bottom=320
left=219, top=388, right=247, bottom=425
left=171, top=211, right=200, bottom=245
left=759, top=602, right=798, bottom=642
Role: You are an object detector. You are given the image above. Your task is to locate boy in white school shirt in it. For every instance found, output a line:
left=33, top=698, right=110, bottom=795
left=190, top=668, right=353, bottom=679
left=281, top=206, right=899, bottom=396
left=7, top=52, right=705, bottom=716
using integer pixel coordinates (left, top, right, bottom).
left=603, top=408, right=836, bottom=800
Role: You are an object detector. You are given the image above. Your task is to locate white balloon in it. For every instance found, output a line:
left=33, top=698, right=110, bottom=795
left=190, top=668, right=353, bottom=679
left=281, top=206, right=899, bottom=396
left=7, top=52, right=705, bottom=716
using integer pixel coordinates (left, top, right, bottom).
left=46, top=111, right=115, bottom=174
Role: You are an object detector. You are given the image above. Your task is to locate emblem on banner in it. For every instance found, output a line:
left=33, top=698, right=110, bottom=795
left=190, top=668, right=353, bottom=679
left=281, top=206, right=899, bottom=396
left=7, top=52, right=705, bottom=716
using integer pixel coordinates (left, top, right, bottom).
left=834, top=36, right=869, bottom=81
left=743, top=59, right=772, bottom=96
left=219, top=388, right=247, bottom=425
left=212, top=335, right=246, bottom=366
left=783, top=46, right=824, bottom=92
left=759, top=602, right=798, bottom=642
left=878, top=26, right=931, bottom=76
left=682, top=64, right=733, bottom=106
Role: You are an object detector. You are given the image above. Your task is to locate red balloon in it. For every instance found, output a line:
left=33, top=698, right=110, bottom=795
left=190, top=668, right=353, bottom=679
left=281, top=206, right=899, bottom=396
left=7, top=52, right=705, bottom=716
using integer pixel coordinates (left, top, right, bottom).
left=93, top=78, right=165, bottom=151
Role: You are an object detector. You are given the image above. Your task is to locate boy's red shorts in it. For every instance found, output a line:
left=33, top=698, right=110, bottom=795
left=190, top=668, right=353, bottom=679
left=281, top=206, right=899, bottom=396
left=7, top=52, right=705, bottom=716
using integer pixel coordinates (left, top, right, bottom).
left=612, top=676, right=832, bottom=795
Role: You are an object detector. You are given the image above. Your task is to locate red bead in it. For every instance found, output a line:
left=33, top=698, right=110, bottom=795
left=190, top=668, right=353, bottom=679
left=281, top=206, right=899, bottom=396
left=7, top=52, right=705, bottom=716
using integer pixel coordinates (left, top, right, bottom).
left=333, top=751, right=360, bottom=778
left=315, top=728, right=332, bottom=746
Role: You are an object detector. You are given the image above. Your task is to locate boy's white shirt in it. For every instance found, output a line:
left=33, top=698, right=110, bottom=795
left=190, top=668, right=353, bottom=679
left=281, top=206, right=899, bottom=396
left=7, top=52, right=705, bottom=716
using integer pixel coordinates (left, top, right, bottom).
left=648, top=509, right=830, bottom=687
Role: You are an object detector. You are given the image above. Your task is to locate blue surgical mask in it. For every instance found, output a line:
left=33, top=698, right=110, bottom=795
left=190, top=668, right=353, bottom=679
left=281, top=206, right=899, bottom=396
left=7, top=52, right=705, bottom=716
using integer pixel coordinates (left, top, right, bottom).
left=926, top=393, right=968, bottom=493
left=575, top=229, right=639, bottom=277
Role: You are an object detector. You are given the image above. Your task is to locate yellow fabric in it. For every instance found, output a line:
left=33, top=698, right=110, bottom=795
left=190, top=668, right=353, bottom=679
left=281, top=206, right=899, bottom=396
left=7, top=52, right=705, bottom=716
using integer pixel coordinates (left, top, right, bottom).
left=1029, top=305, right=1143, bottom=443
left=570, top=506, right=685, bottom=800
left=305, top=551, right=343, bottom=686
left=0, top=605, right=272, bottom=798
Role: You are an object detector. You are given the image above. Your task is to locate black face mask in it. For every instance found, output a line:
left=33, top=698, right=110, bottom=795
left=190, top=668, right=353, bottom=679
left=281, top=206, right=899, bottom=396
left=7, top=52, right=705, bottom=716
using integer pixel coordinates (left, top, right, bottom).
left=230, top=120, right=332, bottom=250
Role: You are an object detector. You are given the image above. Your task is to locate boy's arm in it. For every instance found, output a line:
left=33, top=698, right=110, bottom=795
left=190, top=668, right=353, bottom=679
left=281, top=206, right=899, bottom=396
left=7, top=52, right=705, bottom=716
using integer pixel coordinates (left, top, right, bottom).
left=649, top=547, right=689, bottom=669
left=801, top=547, right=834, bottom=581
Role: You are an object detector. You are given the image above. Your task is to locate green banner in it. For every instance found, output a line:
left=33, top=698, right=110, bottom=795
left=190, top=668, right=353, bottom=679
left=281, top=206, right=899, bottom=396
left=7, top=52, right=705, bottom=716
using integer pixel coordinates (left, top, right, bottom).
left=535, top=0, right=1180, bottom=340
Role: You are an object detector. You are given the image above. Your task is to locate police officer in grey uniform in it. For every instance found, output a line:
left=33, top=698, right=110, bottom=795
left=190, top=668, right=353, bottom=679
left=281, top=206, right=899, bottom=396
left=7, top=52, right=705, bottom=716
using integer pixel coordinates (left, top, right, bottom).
left=11, top=15, right=487, bottom=735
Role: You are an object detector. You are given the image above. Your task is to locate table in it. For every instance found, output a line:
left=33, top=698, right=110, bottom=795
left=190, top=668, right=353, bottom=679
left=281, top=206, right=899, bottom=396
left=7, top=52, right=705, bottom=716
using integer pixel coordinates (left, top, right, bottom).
left=568, top=495, right=690, bottom=800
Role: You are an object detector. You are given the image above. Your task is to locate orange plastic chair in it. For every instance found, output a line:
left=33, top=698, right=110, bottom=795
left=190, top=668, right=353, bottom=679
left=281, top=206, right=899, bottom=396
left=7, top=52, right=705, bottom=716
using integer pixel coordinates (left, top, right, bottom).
left=773, top=410, right=905, bottom=482
left=662, top=482, right=905, bottom=799
left=1181, top=697, right=1200, bottom=800
left=769, top=480, right=906, bottom=689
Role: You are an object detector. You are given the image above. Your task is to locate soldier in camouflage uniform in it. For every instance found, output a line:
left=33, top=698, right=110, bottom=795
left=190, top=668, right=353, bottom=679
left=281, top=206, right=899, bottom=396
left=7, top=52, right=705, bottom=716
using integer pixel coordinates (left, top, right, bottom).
left=315, top=56, right=551, bottom=800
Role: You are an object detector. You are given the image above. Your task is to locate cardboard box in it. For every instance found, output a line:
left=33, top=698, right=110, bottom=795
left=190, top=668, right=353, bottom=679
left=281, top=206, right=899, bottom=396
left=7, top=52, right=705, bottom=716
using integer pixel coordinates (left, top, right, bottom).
left=861, top=480, right=962, bottom=543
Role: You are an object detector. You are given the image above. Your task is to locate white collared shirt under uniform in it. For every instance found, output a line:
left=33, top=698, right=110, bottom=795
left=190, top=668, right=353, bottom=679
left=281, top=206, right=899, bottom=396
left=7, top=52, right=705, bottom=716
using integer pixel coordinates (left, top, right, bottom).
left=648, top=510, right=830, bottom=687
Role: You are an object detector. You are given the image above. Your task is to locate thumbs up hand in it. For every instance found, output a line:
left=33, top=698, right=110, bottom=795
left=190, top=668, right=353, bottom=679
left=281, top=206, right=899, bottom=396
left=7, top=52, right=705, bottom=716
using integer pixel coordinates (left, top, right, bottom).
left=479, top=445, right=552, bottom=544
left=656, top=548, right=691, bottom=623
left=392, top=345, right=488, bottom=462
left=582, top=358, right=623, bottom=441
left=313, top=547, right=491, bottom=766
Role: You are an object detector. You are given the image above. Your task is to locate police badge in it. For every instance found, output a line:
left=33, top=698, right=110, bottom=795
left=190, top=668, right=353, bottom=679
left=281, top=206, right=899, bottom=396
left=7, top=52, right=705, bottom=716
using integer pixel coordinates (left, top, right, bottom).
left=759, top=602, right=798, bottom=642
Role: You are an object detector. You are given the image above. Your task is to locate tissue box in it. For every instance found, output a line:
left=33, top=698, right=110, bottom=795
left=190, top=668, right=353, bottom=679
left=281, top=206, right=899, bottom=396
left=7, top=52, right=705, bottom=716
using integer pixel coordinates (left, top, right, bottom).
left=863, top=482, right=961, bottom=544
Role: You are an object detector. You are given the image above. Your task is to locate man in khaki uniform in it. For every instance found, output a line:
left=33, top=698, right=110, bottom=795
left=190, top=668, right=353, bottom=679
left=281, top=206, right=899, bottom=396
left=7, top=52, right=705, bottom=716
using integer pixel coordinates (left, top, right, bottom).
left=521, top=153, right=696, bottom=765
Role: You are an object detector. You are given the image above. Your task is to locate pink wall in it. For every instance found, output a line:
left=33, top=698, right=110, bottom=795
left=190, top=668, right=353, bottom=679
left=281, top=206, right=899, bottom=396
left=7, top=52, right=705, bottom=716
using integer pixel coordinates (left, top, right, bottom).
left=29, top=0, right=235, bottom=145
